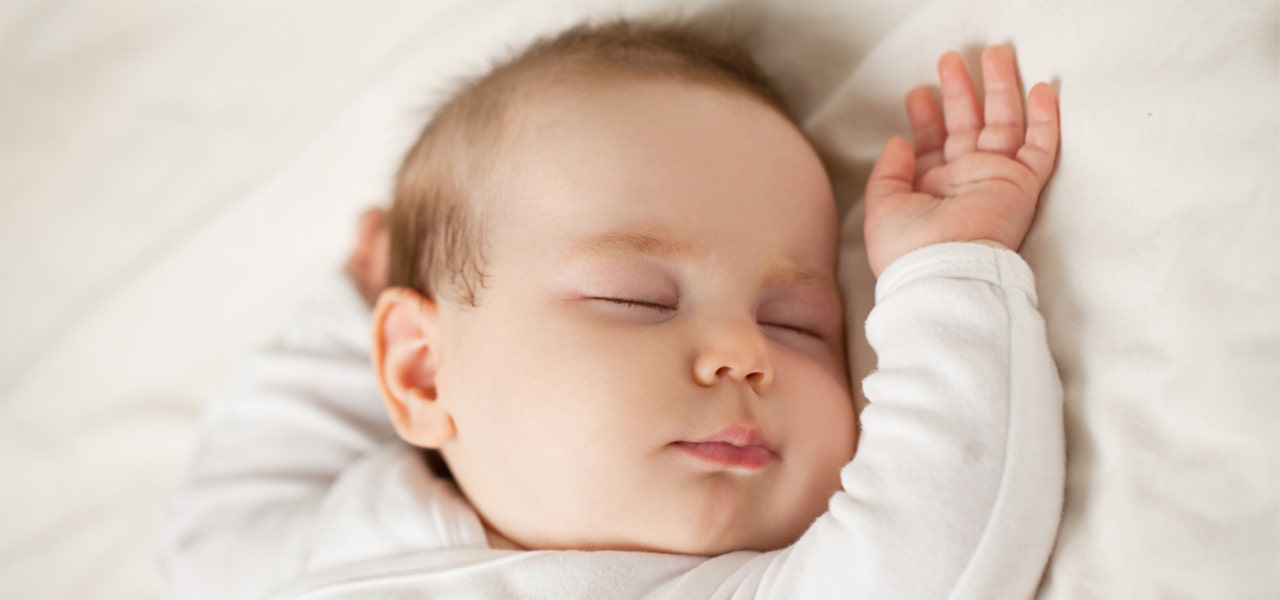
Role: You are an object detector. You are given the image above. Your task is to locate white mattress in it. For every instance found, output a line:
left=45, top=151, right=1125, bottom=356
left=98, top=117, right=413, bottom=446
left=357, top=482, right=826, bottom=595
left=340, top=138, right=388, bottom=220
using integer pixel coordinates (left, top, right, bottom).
left=2, top=0, right=1276, bottom=597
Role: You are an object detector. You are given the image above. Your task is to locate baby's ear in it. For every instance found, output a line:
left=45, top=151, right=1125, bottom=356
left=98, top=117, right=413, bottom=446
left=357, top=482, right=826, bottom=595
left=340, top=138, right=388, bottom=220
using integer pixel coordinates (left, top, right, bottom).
left=371, top=287, right=455, bottom=448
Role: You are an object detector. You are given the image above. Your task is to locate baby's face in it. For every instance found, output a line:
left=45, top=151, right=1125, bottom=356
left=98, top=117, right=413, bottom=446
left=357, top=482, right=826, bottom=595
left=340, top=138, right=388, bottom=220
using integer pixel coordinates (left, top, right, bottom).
left=433, top=77, right=856, bottom=554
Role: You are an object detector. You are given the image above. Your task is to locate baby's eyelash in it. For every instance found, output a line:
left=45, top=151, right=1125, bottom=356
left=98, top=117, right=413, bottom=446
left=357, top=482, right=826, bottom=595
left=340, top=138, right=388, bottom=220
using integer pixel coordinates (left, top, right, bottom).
left=593, top=297, right=676, bottom=312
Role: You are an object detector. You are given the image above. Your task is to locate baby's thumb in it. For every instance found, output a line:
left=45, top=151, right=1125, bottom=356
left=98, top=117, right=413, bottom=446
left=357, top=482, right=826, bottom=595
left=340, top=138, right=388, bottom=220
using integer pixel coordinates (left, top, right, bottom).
left=865, top=136, right=916, bottom=206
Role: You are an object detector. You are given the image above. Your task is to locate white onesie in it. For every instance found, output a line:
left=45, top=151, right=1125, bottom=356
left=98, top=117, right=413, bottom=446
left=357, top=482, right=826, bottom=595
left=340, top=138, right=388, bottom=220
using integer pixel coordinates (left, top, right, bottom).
left=156, top=242, right=1064, bottom=599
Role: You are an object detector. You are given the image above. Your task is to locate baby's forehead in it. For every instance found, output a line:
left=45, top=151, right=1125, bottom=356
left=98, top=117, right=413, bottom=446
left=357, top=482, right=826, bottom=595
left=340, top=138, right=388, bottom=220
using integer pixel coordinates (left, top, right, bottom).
left=474, top=70, right=786, bottom=207
left=501, top=67, right=774, bottom=137
left=498, top=72, right=801, bottom=185
left=479, top=75, right=836, bottom=261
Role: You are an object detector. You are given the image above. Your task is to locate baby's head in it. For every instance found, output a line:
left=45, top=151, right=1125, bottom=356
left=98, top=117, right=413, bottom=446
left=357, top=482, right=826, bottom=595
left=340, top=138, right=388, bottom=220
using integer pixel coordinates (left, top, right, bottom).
left=372, top=20, right=857, bottom=555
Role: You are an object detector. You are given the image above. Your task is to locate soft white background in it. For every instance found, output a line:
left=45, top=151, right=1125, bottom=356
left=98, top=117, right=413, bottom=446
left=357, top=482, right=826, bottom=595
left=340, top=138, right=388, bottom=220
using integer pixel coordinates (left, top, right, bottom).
left=2, top=0, right=1276, bottom=597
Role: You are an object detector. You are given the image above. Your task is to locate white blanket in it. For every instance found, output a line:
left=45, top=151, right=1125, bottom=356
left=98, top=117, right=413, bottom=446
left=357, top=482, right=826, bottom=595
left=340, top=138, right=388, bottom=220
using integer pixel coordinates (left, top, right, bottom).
left=2, top=0, right=1276, bottom=597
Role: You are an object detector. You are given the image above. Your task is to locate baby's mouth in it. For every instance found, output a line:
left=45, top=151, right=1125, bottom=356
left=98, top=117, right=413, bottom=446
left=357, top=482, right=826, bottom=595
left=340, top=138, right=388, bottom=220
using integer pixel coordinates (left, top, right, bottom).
left=672, top=426, right=778, bottom=469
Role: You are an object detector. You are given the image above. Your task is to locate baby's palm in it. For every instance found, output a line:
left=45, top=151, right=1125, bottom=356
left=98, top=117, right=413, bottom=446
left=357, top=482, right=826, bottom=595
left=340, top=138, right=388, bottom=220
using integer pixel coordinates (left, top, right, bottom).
left=865, top=47, right=1060, bottom=276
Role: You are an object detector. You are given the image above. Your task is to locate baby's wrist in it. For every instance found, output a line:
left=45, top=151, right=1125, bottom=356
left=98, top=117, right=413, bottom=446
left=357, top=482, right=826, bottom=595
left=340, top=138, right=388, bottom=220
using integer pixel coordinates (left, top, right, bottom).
left=874, top=241, right=1034, bottom=304
left=870, top=239, right=1015, bottom=278
left=970, top=239, right=1012, bottom=251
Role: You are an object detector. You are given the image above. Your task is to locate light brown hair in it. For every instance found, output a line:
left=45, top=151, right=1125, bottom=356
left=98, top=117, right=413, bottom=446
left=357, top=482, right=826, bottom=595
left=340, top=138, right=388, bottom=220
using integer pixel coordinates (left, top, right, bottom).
left=387, top=19, right=790, bottom=306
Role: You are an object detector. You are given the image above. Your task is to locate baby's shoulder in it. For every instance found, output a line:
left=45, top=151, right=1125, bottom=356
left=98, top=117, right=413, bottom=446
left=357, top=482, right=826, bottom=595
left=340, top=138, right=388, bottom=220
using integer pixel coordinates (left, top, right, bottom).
left=305, top=442, right=489, bottom=572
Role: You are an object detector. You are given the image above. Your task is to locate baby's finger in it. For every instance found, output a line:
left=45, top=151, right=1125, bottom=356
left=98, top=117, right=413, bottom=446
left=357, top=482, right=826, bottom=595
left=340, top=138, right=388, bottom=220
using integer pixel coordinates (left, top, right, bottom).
left=906, top=87, right=946, bottom=178
left=938, top=51, right=982, bottom=162
left=976, top=46, right=1025, bottom=156
left=1015, top=83, right=1060, bottom=187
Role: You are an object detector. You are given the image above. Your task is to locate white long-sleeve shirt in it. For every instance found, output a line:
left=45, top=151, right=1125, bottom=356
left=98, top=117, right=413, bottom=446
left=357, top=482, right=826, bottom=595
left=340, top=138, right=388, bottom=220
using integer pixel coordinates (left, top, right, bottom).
left=156, top=242, right=1064, bottom=599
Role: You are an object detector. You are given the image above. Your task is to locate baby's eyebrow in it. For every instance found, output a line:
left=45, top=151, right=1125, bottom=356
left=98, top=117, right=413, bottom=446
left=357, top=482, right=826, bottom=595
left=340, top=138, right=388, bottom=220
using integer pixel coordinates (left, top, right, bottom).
left=763, top=262, right=841, bottom=298
left=569, top=231, right=707, bottom=261
left=764, top=262, right=835, bottom=289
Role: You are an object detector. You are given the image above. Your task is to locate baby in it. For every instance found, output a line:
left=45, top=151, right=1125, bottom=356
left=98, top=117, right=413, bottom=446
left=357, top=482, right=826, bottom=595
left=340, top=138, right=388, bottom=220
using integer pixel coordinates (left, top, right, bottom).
left=159, top=19, right=1063, bottom=599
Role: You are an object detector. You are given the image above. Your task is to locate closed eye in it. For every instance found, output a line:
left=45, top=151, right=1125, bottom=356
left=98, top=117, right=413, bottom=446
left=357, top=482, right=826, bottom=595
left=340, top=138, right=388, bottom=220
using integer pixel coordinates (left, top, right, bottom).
left=759, top=321, right=823, bottom=340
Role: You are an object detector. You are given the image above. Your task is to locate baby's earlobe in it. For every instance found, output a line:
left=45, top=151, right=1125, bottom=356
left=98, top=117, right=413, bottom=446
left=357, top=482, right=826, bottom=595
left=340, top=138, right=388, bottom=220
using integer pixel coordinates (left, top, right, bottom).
left=396, top=390, right=456, bottom=449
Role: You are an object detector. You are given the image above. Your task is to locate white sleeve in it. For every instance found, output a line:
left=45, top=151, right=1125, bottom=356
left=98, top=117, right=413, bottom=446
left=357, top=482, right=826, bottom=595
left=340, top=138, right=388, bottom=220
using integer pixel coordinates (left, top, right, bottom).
left=760, top=242, right=1065, bottom=599
left=154, top=275, right=397, bottom=600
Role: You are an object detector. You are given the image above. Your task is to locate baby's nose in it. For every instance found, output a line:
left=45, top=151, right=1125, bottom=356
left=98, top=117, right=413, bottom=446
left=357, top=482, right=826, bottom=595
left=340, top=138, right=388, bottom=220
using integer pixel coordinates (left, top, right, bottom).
left=691, top=320, right=775, bottom=394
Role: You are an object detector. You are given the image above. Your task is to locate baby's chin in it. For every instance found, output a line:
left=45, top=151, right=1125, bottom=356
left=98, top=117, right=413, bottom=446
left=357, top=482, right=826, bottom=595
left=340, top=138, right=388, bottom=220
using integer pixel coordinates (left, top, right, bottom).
left=501, top=512, right=811, bottom=556
left=661, top=528, right=804, bottom=556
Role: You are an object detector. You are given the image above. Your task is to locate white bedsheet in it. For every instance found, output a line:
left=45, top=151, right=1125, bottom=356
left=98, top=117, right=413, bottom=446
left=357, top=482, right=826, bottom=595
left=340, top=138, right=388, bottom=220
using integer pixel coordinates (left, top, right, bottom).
left=2, top=0, right=1276, bottom=597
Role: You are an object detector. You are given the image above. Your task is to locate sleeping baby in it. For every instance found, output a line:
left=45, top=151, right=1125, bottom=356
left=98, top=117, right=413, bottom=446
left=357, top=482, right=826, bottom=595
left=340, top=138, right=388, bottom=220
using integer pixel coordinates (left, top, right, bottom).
left=158, top=19, right=1063, bottom=599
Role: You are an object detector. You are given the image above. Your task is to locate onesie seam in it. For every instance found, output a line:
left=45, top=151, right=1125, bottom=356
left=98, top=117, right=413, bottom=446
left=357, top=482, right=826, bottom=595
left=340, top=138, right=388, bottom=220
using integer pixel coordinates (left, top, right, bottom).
left=946, top=250, right=1019, bottom=599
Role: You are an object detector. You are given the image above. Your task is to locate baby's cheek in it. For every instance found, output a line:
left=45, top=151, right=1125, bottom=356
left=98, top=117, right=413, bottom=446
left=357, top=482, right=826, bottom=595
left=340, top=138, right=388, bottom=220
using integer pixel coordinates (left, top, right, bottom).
left=798, top=390, right=856, bottom=506
left=796, top=378, right=858, bottom=463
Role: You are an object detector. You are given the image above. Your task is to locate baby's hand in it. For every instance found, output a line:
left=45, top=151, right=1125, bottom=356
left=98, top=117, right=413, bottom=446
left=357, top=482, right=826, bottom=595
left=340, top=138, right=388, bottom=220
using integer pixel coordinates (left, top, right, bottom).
left=864, top=46, right=1059, bottom=277
left=345, top=206, right=390, bottom=306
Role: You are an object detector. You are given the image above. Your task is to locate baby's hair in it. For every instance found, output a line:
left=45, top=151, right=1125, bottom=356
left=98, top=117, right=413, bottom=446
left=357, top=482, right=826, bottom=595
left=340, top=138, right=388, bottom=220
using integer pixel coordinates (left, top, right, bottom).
left=387, top=18, right=789, bottom=307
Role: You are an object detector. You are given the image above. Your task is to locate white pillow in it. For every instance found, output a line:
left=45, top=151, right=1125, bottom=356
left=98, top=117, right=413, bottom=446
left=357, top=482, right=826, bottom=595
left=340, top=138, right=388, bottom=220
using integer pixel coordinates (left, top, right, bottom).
left=1, top=0, right=1273, bottom=597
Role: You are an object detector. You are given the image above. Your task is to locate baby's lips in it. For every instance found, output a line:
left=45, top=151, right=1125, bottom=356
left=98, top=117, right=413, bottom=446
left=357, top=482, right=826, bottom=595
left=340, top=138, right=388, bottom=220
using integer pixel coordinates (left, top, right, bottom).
left=672, top=440, right=776, bottom=469
left=672, top=425, right=778, bottom=469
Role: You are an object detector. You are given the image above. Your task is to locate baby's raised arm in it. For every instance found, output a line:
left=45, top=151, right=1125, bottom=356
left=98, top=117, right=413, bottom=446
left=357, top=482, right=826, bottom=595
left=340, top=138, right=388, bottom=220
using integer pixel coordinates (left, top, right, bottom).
left=156, top=270, right=397, bottom=599
left=757, top=45, right=1064, bottom=598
